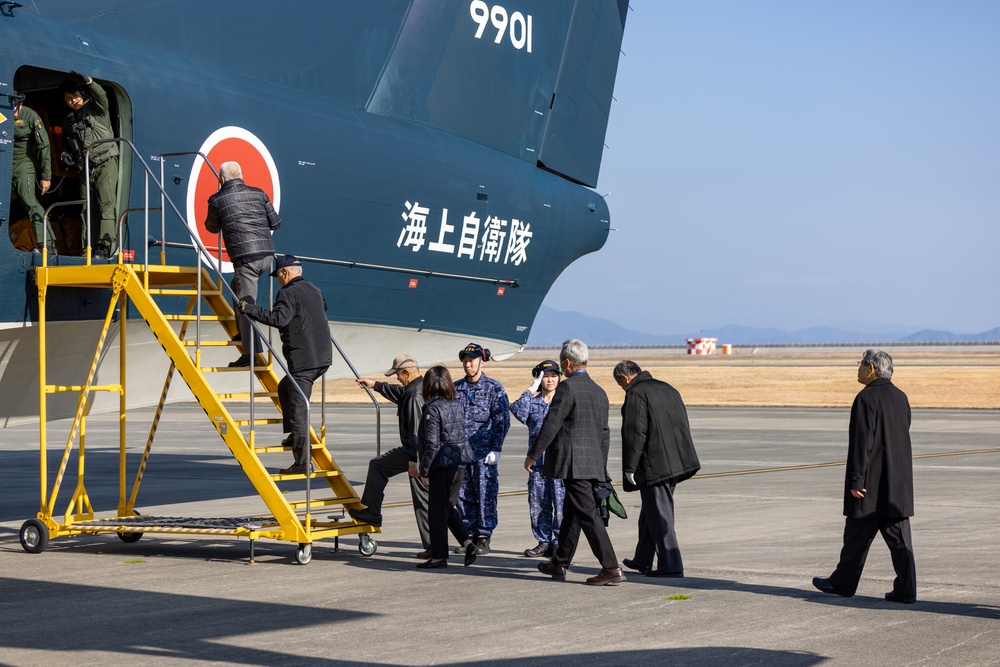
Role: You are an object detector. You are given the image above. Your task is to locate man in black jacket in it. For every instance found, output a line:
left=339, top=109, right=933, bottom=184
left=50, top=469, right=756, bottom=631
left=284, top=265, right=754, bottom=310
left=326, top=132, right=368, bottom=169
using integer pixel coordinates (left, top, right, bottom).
left=240, top=255, right=330, bottom=475
left=206, top=161, right=281, bottom=366
left=349, top=354, right=432, bottom=557
left=526, top=339, right=625, bottom=586
left=813, top=349, right=917, bottom=603
left=614, top=360, right=700, bottom=578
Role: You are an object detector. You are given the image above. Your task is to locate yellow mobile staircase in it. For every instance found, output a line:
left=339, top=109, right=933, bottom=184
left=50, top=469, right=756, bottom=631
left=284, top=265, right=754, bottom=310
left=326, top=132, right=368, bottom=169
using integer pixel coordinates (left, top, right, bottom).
left=18, top=140, right=380, bottom=565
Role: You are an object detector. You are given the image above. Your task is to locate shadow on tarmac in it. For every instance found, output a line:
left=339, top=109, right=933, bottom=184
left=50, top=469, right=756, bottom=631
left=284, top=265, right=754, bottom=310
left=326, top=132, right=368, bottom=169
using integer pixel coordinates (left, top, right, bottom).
left=0, top=572, right=824, bottom=667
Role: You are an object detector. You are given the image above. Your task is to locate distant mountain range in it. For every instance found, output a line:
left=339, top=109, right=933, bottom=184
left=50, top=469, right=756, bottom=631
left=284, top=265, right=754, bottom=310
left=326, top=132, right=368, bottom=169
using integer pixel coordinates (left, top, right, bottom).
left=527, top=306, right=1000, bottom=346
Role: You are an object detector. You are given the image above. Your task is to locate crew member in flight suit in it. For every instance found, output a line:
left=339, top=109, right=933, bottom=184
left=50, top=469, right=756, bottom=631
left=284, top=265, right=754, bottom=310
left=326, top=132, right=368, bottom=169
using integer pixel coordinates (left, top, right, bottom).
left=61, top=72, right=119, bottom=259
left=10, top=93, right=55, bottom=253
left=454, top=343, right=509, bottom=555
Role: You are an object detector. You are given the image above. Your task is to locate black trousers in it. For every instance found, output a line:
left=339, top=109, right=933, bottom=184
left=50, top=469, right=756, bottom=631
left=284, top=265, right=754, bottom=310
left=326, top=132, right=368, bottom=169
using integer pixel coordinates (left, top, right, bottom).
left=360, top=446, right=432, bottom=549
left=632, top=481, right=683, bottom=573
left=829, top=516, right=916, bottom=597
left=278, top=366, right=327, bottom=466
left=553, top=478, right=619, bottom=570
left=428, top=466, right=471, bottom=560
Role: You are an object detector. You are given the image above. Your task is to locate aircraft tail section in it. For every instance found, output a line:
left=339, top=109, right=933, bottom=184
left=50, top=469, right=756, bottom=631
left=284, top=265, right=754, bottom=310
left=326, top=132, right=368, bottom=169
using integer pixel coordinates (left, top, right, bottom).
left=367, top=0, right=629, bottom=187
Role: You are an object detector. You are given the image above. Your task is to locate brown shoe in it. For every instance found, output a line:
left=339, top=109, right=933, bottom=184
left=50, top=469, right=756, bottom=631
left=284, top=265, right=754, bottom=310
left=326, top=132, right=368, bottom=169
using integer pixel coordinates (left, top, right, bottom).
left=414, top=549, right=432, bottom=559
left=277, top=463, right=308, bottom=476
left=537, top=560, right=567, bottom=579
left=586, top=567, right=626, bottom=586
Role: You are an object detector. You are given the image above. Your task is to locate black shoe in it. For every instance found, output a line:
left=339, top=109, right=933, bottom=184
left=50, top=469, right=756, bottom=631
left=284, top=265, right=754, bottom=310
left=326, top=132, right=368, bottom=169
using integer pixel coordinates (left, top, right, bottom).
left=347, top=507, right=383, bottom=527
left=94, top=246, right=113, bottom=260
left=228, top=355, right=252, bottom=367
left=646, top=569, right=684, bottom=578
left=416, top=559, right=447, bottom=569
left=464, top=542, right=477, bottom=567
left=414, top=549, right=432, bottom=559
left=885, top=591, right=916, bottom=604
left=474, top=536, right=491, bottom=555
left=280, top=434, right=293, bottom=447
left=278, top=463, right=308, bottom=475
left=622, top=558, right=650, bottom=574
left=537, top=560, right=567, bottom=579
left=524, top=543, right=548, bottom=557
left=544, top=544, right=556, bottom=559
left=812, top=577, right=853, bottom=597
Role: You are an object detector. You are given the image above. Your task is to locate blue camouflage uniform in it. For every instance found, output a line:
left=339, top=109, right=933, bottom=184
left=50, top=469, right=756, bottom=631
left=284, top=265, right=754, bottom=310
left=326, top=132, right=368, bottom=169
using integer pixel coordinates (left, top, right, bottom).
left=454, top=373, right=509, bottom=538
left=510, top=390, right=565, bottom=549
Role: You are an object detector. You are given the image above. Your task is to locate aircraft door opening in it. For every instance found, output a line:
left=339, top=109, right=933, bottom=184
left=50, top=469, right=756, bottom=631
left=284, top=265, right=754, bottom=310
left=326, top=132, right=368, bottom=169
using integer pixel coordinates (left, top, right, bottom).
left=7, top=66, right=131, bottom=257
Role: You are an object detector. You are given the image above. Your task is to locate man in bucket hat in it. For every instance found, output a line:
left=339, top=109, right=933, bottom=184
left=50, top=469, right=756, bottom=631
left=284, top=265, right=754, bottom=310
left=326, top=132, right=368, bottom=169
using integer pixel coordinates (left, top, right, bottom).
left=348, top=354, right=432, bottom=556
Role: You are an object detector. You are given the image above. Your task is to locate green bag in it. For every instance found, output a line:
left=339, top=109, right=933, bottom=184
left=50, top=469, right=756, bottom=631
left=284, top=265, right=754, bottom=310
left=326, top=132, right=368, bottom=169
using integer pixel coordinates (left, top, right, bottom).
left=593, top=480, right=627, bottom=526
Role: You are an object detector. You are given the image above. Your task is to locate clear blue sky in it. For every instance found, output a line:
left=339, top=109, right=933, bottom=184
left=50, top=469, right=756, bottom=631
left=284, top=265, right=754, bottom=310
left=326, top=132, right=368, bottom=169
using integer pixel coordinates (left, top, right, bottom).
left=543, top=1, right=1000, bottom=335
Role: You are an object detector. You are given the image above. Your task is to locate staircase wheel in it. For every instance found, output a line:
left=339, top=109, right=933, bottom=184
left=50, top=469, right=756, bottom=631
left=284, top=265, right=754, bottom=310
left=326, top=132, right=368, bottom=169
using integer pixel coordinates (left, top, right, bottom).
left=359, top=534, right=378, bottom=557
left=295, top=543, right=312, bottom=565
left=20, top=519, right=49, bottom=554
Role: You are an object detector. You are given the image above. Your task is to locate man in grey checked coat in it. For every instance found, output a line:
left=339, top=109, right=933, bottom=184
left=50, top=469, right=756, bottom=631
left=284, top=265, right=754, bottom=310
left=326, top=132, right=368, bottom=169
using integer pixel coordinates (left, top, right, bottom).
left=525, top=338, right=625, bottom=586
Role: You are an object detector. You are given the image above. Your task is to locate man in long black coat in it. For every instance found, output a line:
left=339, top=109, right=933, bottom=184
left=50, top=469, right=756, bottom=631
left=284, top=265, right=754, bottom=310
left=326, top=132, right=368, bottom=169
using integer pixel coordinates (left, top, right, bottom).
left=614, top=361, right=700, bottom=577
left=525, top=339, right=625, bottom=586
left=813, top=349, right=917, bottom=603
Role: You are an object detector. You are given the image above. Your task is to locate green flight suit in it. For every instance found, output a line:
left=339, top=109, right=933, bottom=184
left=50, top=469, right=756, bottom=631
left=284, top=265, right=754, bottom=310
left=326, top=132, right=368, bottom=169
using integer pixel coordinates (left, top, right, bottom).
left=63, top=80, right=120, bottom=251
left=12, top=105, right=54, bottom=247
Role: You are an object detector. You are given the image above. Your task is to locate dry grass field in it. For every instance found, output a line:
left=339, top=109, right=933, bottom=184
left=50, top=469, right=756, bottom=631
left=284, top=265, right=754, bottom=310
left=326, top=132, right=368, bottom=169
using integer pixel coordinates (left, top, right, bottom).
left=320, top=349, right=1000, bottom=409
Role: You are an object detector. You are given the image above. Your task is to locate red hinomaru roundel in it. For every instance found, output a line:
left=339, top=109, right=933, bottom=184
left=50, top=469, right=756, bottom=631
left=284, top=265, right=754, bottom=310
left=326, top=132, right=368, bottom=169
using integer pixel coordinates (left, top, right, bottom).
left=185, top=126, right=281, bottom=272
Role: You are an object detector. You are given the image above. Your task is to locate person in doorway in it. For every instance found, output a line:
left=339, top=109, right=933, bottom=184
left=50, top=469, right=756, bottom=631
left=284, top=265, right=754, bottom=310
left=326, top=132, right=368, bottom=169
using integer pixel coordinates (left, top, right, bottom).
left=349, top=354, right=433, bottom=557
left=526, top=339, right=625, bottom=586
left=454, top=343, right=509, bottom=555
left=416, top=365, right=478, bottom=569
left=613, top=360, right=700, bottom=578
left=10, top=92, right=55, bottom=254
left=61, top=71, right=119, bottom=259
left=205, top=161, right=282, bottom=366
left=239, top=255, right=330, bottom=476
left=509, top=359, right=564, bottom=558
left=813, top=349, right=917, bottom=603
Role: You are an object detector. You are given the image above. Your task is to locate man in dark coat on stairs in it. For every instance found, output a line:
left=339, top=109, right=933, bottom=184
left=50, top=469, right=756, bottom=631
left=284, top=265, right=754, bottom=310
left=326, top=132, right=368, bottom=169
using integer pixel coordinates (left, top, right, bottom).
left=813, top=349, right=917, bottom=603
left=240, top=255, right=331, bottom=475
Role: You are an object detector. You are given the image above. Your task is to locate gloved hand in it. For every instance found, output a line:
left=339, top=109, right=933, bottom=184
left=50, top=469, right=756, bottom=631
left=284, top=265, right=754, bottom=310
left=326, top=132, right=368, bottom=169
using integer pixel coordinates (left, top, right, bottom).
left=70, top=70, right=93, bottom=86
left=236, top=299, right=249, bottom=313
left=484, top=451, right=500, bottom=465
left=529, top=375, right=542, bottom=392
left=625, top=472, right=636, bottom=485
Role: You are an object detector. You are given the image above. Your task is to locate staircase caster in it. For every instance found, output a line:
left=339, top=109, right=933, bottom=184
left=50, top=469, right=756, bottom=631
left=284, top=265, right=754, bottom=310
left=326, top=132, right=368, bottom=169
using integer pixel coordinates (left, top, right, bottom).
left=117, top=531, right=143, bottom=543
left=295, top=543, right=312, bottom=565
left=358, top=534, right=378, bottom=557
left=20, top=519, right=49, bottom=554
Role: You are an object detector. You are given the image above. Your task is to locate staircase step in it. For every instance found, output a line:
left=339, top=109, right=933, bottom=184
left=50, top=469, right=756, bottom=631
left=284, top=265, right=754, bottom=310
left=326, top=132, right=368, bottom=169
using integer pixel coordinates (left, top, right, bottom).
left=182, top=340, right=238, bottom=347
left=287, top=496, right=360, bottom=510
left=148, top=288, right=222, bottom=296
left=217, top=391, right=278, bottom=400
left=200, top=364, right=271, bottom=372
left=234, top=418, right=283, bottom=426
left=165, top=314, right=233, bottom=322
left=272, top=469, right=341, bottom=481
left=254, top=442, right=327, bottom=454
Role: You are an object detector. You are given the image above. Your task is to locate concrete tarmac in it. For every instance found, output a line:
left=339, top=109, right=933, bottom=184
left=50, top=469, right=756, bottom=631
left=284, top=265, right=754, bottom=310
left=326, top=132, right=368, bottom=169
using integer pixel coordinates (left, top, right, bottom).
left=1, top=404, right=998, bottom=666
